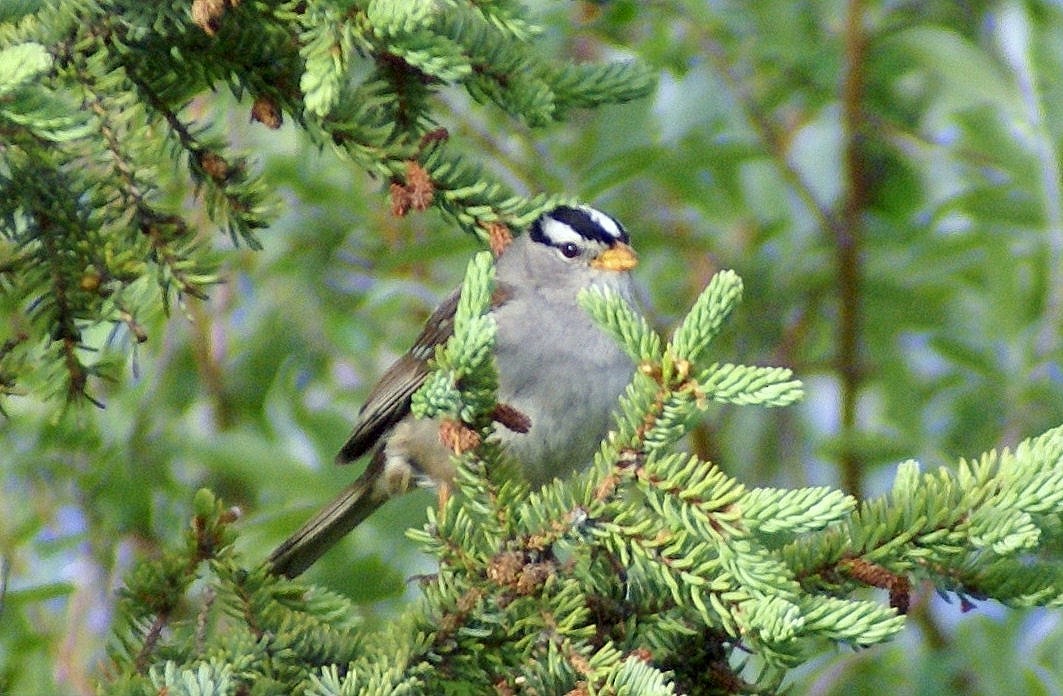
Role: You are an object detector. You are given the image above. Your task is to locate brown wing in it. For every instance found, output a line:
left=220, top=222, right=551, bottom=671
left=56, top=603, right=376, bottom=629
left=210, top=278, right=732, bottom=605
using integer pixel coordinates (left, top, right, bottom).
left=335, top=280, right=515, bottom=464
left=335, top=288, right=460, bottom=463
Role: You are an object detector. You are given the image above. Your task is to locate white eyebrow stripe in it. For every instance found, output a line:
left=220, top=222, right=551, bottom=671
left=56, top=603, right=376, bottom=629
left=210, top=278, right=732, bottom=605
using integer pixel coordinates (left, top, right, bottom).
left=539, top=216, right=585, bottom=246
left=580, top=205, right=623, bottom=240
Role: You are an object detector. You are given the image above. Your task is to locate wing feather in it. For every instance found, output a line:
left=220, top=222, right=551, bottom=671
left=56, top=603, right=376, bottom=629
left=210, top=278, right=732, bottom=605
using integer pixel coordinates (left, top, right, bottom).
left=335, top=288, right=460, bottom=463
left=335, top=280, right=514, bottom=464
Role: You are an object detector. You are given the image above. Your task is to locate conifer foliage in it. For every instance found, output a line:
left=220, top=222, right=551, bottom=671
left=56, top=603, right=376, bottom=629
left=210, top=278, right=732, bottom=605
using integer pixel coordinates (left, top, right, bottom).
left=0, top=0, right=652, bottom=406
left=105, top=258, right=1063, bottom=693
left=7, top=2, right=1063, bottom=694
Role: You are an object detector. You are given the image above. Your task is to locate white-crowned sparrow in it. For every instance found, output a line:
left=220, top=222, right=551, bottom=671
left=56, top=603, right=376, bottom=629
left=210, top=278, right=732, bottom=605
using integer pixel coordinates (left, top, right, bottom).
left=268, top=205, right=638, bottom=577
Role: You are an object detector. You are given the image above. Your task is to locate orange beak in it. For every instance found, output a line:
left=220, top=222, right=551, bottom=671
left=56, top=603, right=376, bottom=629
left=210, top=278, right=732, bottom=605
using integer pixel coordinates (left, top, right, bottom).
left=590, top=242, right=638, bottom=271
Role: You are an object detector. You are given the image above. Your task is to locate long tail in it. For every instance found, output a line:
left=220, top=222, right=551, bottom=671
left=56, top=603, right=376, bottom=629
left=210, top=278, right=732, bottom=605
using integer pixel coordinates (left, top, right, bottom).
left=268, top=472, right=386, bottom=578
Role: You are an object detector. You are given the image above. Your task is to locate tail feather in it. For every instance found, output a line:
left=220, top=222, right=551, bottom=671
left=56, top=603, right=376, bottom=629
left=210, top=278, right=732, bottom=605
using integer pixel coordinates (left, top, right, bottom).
left=268, top=474, right=385, bottom=578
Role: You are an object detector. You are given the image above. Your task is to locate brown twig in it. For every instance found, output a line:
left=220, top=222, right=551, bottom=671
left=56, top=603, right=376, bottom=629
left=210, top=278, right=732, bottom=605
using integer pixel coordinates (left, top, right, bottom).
left=695, top=7, right=869, bottom=496
left=836, top=0, right=869, bottom=498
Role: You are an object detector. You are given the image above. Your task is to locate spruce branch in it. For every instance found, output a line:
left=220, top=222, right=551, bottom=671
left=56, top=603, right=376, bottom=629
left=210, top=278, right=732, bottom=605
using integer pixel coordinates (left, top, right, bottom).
left=741, top=486, right=856, bottom=536
left=410, top=250, right=498, bottom=426
left=580, top=270, right=801, bottom=460
left=108, top=489, right=371, bottom=693
left=699, top=363, right=803, bottom=407
left=580, top=285, right=662, bottom=363
left=1, top=0, right=655, bottom=407
left=669, top=269, right=745, bottom=365
left=103, top=269, right=1063, bottom=691
left=783, top=426, right=1063, bottom=617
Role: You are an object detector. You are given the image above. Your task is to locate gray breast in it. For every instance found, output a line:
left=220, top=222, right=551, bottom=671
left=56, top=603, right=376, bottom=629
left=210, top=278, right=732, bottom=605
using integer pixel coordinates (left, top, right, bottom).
left=490, top=285, right=634, bottom=485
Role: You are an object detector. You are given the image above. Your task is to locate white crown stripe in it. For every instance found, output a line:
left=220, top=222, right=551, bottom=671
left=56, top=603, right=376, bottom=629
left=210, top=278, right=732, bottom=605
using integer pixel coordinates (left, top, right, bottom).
left=579, top=205, right=624, bottom=240
left=539, top=217, right=586, bottom=246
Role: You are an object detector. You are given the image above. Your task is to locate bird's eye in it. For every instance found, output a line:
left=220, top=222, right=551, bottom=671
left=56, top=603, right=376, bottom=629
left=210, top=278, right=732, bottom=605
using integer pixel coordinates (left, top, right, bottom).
left=559, top=242, right=580, bottom=258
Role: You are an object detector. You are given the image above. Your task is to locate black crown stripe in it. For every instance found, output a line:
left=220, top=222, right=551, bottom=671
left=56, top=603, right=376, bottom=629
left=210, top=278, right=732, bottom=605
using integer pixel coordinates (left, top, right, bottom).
left=529, top=205, right=629, bottom=247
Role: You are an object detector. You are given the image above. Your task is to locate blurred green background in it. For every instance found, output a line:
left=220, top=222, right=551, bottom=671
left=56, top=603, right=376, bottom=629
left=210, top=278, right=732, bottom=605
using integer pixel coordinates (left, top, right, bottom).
left=5, top=1, right=1063, bottom=693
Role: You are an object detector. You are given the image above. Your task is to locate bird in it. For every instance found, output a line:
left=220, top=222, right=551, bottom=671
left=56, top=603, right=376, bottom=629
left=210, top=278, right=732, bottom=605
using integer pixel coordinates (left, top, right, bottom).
left=268, top=204, right=639, bottom=578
